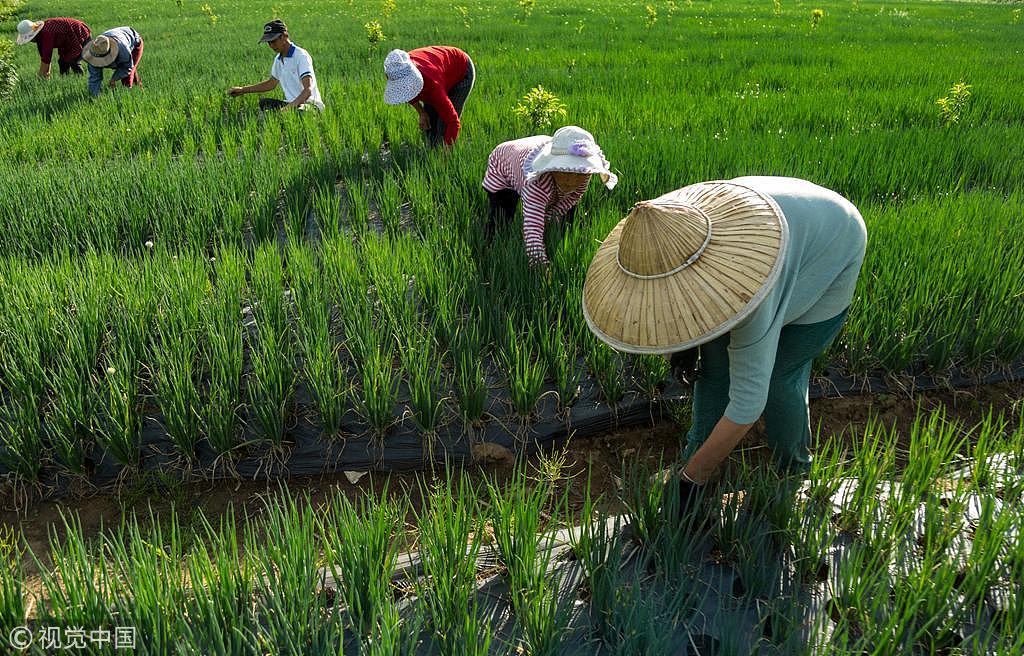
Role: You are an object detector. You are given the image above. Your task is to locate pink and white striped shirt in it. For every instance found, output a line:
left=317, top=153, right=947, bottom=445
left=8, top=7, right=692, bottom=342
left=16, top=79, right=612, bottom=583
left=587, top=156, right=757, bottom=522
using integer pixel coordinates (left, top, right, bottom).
left=482, top=136, right=589, bottom=266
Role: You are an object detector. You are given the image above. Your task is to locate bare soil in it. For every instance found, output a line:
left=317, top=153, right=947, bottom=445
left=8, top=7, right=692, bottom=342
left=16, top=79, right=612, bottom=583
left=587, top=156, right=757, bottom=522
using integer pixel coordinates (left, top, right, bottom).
left=3, top=381, right=1022, bottom=570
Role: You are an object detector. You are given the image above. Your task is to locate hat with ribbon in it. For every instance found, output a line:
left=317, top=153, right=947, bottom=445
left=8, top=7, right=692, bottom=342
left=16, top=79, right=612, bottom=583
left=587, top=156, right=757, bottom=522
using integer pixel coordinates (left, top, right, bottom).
left=15, top=20, right=45, bottom=46
left=526, top=126, right=618, bottom=189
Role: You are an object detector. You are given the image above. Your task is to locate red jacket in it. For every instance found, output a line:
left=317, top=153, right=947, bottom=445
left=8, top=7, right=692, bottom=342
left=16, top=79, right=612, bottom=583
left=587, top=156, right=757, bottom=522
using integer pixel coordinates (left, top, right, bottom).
left=35, top=17, right=91, bottom=64
left=407, top=46, right=470, bottom=145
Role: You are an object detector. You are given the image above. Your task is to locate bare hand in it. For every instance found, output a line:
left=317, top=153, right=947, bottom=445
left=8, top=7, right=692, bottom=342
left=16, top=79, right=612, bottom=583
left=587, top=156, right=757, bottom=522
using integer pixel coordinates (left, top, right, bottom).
left=227, top=86, right=244, bottom=97
left=418, top=113, right=430, bottom=131
left=108, top=79, right=117, bottom=89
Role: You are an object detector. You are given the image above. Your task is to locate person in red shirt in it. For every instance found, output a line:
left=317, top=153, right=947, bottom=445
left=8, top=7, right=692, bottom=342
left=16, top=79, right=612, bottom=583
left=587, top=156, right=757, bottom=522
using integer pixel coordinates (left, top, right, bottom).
left=383, top=46, right=475, bottom=147
left=15, top=18, right=91, bottom=78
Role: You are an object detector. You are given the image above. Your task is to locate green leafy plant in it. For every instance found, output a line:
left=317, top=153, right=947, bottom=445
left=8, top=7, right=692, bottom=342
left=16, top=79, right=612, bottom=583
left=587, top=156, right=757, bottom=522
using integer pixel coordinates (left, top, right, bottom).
left=936, top=82, right=972, bottom=126
left=365, top=20, right=386, bottom=47
left=644, top=4, right=658, bottom=28
left=0, top=40, right=17, bottom=102
left=201, top=3, right=219, bottom=26
left=514, top=85, right=568, bottom=131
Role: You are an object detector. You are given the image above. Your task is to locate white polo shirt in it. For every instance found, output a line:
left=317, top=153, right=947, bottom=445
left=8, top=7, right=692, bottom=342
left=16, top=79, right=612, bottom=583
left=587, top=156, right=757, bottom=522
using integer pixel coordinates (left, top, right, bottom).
left=270, top=43, right=324, bottom=110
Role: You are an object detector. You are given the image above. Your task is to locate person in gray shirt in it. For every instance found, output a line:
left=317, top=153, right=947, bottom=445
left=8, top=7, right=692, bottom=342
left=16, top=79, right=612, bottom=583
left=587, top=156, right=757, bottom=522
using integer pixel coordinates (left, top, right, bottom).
left=582, top=177, right=867, bottom=516
left=83, top=26, right=143, bottom=97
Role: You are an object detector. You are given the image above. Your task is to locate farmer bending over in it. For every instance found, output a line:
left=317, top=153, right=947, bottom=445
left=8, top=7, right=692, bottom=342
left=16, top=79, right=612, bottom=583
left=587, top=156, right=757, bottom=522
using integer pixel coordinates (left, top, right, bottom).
left=15, top=17, right=91, bottom=78
left=83, top=27, right=143, bottom=97
left=383, top=46, right=474, bottom=147
left=482, top=126, right=617, bottom=268
left=582, top=177, right=867, bottom=514
left=227, top=20, right=324, bottom=112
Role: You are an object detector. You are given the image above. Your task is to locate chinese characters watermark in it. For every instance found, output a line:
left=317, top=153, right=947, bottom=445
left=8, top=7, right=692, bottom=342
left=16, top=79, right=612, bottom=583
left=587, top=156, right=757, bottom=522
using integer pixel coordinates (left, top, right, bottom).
left=8, top=626, right=136, bottom=651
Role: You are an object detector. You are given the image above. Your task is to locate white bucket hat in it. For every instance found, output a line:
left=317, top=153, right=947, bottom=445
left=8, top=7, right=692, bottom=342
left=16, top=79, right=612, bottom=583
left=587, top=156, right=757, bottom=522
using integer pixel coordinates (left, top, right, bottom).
left=526, top=126, right=618, bottom=189
left=582, top=181, right=789, bottom=354
left=16, top=20, right=45, bottom=46
left=383, top=49, right=424, bottom=105
left=82, top=35, right=120, bottom=68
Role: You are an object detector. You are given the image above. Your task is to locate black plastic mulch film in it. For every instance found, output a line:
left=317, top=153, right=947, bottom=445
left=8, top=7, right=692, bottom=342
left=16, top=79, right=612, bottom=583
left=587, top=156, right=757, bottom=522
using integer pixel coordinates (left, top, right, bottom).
left=2, top=356, right=1022, bottom=494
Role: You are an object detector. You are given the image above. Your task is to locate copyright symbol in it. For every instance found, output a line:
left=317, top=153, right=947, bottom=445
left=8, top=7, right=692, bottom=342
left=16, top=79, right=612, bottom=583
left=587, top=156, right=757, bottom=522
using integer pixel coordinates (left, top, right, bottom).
left=9, top=626, right=33, bottom=649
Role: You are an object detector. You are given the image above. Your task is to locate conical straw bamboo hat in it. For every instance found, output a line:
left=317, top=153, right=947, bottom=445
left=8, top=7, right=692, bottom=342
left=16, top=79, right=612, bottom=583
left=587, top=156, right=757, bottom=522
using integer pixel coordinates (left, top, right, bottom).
left=582, top=181, right=789, bottom=354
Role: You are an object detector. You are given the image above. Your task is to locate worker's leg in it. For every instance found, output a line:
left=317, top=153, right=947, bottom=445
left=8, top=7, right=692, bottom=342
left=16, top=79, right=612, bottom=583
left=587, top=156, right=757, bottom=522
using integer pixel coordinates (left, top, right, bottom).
left=681, top=334, right=730, bottom=461
left=123, top=39, right=143, bottom=88
left=762, top=309, right=849, bottom=473
left=258, top=98, right=289, bottom=111
left=428, top=59, right=474, bottom=148
left=485, top=189, right=520, bottom=239
left=424, top=105, right=443, bottom=147
left=447, top=57, right=475, bottom=117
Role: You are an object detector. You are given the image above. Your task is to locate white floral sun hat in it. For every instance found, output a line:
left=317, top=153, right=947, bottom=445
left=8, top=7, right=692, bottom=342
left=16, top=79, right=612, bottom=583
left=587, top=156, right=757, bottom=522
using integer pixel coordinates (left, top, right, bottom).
left=383, top=49, right=424, bottom=105
left=82, top=35, right=120, bottom=68
left=15, top=20, right=45, bottom=46
left=526, top=126, right=618, bottom=189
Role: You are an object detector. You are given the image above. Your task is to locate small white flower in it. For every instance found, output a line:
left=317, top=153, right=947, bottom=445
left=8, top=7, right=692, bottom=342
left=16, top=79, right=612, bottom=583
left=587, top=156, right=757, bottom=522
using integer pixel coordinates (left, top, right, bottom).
left=144, top=240, right=154, bottom=249
left=106, top=366, right=117, bottom=375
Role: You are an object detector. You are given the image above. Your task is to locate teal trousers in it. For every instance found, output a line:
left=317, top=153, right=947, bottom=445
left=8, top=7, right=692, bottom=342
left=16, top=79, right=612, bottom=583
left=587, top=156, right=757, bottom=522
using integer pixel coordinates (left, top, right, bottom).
left=681, top=308, right=849, bottom=472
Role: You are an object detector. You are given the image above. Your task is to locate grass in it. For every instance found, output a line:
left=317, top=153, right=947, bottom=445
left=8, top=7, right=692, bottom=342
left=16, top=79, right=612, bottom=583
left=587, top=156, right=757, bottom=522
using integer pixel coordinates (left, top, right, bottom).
left=0, top=0, right=1020, bottom=601
left=0, top=409, right=1022, bottom=652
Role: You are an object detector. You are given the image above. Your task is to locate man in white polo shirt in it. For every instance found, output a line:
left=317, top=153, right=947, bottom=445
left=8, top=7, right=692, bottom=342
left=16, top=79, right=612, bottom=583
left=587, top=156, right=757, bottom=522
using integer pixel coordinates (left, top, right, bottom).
left=227, top=20, right=324, bottom=111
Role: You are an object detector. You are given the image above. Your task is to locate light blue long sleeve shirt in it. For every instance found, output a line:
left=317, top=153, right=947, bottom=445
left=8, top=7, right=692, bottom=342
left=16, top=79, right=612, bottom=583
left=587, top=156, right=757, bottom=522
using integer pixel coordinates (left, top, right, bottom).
left=87, top=27, right=142, bottom=97
left=722, top=176, right=867, bottom=424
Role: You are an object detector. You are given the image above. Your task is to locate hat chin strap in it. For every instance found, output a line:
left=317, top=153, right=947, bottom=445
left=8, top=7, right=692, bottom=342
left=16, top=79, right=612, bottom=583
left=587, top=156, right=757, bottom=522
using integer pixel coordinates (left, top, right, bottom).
left=616, top=202, right=713, bottom=280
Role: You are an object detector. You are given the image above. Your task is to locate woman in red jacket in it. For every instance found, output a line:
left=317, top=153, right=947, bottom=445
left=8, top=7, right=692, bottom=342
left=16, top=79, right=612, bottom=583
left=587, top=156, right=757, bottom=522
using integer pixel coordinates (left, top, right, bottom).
left=383, top=46, right=474, bottom=147
left=15, top=17, right=91, bottom=78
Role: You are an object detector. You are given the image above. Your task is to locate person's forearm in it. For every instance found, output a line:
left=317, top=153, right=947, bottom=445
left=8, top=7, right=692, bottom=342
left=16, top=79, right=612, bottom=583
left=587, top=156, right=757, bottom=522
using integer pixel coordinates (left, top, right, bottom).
left=287, top=88, right=311, bottom=108
left=683, top=415, right=755, bottom=483
left=239, top=79, right=277, bottom=95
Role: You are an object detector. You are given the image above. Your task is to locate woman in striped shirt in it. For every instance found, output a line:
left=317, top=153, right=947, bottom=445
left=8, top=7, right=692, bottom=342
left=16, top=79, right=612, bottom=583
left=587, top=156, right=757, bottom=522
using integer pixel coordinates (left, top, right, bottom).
left=482, top=126, right=617, bottom=267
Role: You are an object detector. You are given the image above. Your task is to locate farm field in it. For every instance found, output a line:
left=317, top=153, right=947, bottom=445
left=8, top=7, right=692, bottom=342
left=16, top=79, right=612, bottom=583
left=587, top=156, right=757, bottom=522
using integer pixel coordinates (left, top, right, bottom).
left=1, top=0, right=1024, bottom=653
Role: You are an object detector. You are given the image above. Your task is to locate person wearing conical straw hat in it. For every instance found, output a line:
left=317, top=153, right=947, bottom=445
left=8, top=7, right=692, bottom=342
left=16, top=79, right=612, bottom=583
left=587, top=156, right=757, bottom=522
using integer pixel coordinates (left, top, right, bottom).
left=82, top=27, right=143, bottom=97
left=15, top=17, right=92, bottom=79
left=481, top=126, right=617, bottom=267
left=383, top=46, right=474, bottom=147
left=582, top=177, right=867, bottom=515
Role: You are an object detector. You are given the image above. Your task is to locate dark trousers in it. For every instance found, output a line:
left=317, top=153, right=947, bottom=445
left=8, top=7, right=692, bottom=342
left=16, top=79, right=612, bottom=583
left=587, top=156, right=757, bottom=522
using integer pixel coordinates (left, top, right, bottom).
left=485, top=189, right=577, bottom=239
left=681, top=308, right=850, bottom=473
left=58, top=58, right=84, bottom=75
left=259, top=98, right=290, bottom=111
left=58, top=35, right=90, bottom=75
left=424, top=57, right=476, bottom=147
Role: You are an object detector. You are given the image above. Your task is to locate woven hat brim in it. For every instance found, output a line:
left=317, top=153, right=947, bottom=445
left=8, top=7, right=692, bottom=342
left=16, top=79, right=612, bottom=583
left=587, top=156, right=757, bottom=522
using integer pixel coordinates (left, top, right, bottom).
left=82, top=39, right=119, bottom=67
left=582, top=182, right=789, bottom=354
left=383, top=72, right=423, bottom=105
left=15, top=23, right=44, bottom=46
